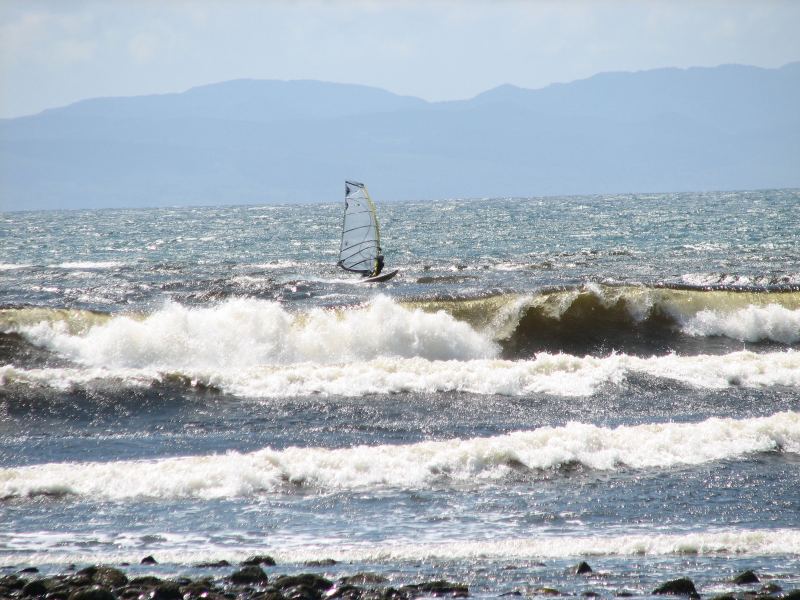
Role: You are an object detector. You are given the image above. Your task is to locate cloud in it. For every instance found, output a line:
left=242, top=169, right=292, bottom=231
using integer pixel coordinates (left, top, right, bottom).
left=0, top=8, right=98, bottom=67
left=128, top=31, right=160, bottom=64
left=1, top=0, right=799, bottom=118
left=56, top=38, right=97, bottom=64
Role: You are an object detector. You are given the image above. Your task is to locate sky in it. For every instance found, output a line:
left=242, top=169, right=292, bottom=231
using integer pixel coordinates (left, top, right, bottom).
left=1, top=0, right=799, bottom=119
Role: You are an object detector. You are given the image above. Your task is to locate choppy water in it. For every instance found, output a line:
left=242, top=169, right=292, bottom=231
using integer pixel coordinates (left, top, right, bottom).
left=1, top=189, right=799, bottom=596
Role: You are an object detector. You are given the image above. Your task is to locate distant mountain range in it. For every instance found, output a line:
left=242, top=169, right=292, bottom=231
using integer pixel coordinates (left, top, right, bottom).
left=2, top=62, right=799, bottom=210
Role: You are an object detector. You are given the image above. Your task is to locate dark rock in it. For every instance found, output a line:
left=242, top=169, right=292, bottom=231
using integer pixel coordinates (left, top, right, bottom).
left=250, top=591, right=287, bottom=600
left=379, top=587, right=409, bottom=600
left=401, top=581, right=469, bottom=598
left=499, top=592, right=522, bottom=597
left=20, top=567, right=40, bottom=574
left=583, top=593, right=600, bottom=598
left=530, top=589, right=560, bottom=597
left=762, top=584, right=783, bottom=594
left=327, top=584, right=363, bottom=600
left=284, top=584, right=325, bottom=600
left=140, top=556, right=158, bottom=565
left=151, top=582, right=183, bottom=600
left=242, top=555, right=277, bottom=567
left=65, top=574, right=94, bottom=588
left=573, top=562, right=593, bottom=575
left=654, top=578, right=699, bottom=598
left=340, top=574, right=388, bottom=586
left=616, top=593, right=634, bottom=598
left=22, top=579, right=49, bottom=596
left=735, top=572, right=760, bottom=585
left=780, top=592, right=800, bottom=600
left=92, top=567, right=128, bottom=588
left=305, top=559, right=337, bottom=567
left=709, top=595, right=736, bottom=600
left=273, top=575, right=333, bottom=593
left=67, top=586, right=116, bottom=600
left=180, top=578, right=217, bottom=598
left=72, top=566, right=127, bottom=590
left=45, top=590, right=72, bottom=600
left=229, top=566, right=269, bottom=585
left=0, top=574, right=26, bottom=590
left=128, top=576, right=162, bottom=588
left=194, top=560, right=231, bottom=568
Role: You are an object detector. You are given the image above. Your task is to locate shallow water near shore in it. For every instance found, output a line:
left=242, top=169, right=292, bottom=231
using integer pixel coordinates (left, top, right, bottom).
left=1, top=189, right=799, bottom=596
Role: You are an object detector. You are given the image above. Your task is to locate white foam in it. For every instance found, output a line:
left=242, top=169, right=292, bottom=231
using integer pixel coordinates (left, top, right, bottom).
left=3, top=350, right=800, bottom=398
left=4, top=528, right=800, bottom=566
left=0, top=263, right=31, bottom=271
left=1, top=412, right=796, bottom=500
left=347, top=529, right=800, bottom=561
left=16, top=296, right=497, bottom=369
left=248, top=260, right=304, bottom=270
left=53, top=261, right=125, bottom=269
left=684, top=305, right=800, bottom=344
left=518, top=286, right=800, bottom=345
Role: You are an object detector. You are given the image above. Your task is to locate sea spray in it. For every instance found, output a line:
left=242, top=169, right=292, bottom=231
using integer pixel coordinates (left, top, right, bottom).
left=684, top=304, right=800, bottom=344
left=12, top=296, right=497, bottom=369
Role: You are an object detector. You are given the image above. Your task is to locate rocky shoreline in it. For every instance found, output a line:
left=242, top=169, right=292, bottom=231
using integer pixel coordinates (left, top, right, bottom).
left=1, top=558, right=798, bottom=600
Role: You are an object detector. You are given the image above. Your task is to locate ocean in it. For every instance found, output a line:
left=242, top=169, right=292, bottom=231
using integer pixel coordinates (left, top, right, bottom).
left=1, top=189, right=799, bottom=597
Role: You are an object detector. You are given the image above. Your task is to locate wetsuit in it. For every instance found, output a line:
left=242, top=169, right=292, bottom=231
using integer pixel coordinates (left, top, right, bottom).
left=372, top=254, right=384, bottom=277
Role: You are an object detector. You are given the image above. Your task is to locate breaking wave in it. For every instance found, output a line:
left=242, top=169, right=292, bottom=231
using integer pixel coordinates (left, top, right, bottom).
left=1, top=297, right=496, bottom=369
left=408, top=285, right=800, bottom=355
left=2, top=286, right=800, bottom=371
left=3, top=350, right=800, bottom=398
left=1, top=412, right=797, bottom=500
left=2, top=290, right=800, bottom=397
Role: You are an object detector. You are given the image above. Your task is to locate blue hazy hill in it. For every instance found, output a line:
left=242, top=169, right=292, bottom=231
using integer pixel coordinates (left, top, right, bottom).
left=35, top=79, right=428, bottom=123
left=1, top=63, right=798, bottom=210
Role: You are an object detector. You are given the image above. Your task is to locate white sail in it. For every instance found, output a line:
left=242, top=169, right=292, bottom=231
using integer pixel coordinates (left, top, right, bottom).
left=338, top=180, right=382, bottom=275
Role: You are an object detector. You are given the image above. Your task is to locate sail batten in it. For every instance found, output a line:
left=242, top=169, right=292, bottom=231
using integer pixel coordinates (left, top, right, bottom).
left=338, top=180, right=382, bottom=275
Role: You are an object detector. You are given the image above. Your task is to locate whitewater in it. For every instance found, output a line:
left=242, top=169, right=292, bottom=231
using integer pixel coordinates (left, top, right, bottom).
left=1, top=189, right=799, bottom=596
left=2, top=412, right=798, bottom=500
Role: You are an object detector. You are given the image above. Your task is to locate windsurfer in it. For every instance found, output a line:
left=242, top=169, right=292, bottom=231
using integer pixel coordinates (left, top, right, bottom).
left=371, top=254, right=384, bottom=277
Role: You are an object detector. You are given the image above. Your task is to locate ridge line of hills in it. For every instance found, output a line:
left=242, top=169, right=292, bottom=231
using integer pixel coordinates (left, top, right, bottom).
left=1, top=62, right=798, bottom=210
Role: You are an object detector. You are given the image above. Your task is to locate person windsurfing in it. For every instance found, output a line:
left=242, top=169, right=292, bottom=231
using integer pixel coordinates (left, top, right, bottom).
left=337, top=180, right=397, bottom=282
left=371, top=253, right=384, bottom=277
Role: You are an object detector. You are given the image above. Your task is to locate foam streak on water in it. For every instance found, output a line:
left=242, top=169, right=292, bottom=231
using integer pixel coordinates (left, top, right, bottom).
left=3, top=529, right=800, bottom=567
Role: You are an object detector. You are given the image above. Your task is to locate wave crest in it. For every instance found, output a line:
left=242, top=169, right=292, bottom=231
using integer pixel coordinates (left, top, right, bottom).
left=2, top=412, right=797, bottom=500
left=3, top=287, right=799, bottom=370
left=410, top=285, right=800, bottom=356
left=6, top=296, right=496, bottom=369
left=4, top=350, right=800, bottom=398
